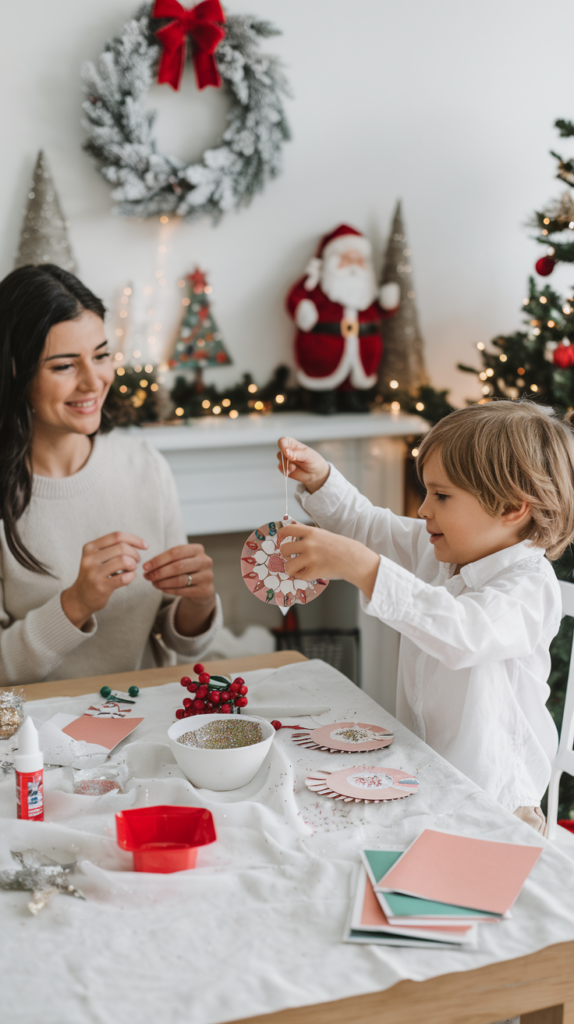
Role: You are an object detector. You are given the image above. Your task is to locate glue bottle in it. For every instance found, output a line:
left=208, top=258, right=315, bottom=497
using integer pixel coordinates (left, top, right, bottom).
left=14, top=716, right=44, bottom=821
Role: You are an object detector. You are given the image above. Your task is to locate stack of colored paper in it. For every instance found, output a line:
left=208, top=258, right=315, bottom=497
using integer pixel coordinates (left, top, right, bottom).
left=345, top=829, right=543, bottom=948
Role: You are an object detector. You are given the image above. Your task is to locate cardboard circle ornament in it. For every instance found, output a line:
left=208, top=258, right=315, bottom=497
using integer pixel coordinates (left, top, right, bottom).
left=305, top=766, right=419, bottom=804
left=240, top=518, right=328, bottom=616
left=81, top=4, right=290, bottom=222
left=291, top=721, right=394, bottom=753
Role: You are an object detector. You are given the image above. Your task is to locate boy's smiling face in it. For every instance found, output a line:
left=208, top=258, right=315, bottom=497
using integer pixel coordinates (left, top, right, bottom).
left=418, top=449, right=532, bottom=570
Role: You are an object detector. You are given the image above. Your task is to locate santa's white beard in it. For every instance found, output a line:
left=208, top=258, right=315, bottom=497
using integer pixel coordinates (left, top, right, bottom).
left=320, top=257, right=377, bottom=311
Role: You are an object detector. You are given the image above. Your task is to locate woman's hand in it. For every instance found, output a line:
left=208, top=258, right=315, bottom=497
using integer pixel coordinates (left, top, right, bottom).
left=143, top=544, right=216, bottom=637
left=277, top=436, right=330, bottom=494
left=61, top=532, right=148, bottom=630
left=277, top=523, right=380, bottom=600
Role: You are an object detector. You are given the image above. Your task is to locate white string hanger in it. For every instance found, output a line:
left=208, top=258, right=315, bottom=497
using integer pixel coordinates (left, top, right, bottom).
left=281, top=448, right=290, bottom=522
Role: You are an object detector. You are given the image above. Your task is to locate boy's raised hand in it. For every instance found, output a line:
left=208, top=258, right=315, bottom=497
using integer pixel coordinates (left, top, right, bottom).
left=276, top=436, right=330, bottom=494
left=277, top=522, right=380, bottom=600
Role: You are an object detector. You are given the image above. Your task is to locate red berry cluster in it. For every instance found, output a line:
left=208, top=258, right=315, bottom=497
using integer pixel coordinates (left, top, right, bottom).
left=175, top=663, right=249, bottom=720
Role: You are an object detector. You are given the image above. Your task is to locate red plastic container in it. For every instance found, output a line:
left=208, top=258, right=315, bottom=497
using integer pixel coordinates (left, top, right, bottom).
left=116, top=805, right=216, bottom=873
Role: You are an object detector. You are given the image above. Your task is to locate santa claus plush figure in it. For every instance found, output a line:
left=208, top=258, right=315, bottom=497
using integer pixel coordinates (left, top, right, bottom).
left=286, top=225, right=400, bottom=412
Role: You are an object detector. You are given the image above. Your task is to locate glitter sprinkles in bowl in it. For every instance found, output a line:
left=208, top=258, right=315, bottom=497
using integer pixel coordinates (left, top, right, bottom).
left=178, top=719, right=264, bottom=750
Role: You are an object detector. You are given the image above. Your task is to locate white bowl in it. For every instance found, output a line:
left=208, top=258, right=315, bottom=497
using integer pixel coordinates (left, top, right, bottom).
left=167, top=714, right=275, bottom=791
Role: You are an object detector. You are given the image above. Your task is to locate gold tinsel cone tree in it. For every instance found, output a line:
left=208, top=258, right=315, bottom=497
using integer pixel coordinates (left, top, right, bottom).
left=14, top=151, right=77, bottom=272
left=379, top=201, right=427, bottom=398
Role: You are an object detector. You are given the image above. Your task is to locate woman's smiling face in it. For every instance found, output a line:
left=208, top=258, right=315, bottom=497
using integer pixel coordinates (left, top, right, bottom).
left=418, top=448, right=531, bottom=569
left=28, top=311, right=114, bottom=437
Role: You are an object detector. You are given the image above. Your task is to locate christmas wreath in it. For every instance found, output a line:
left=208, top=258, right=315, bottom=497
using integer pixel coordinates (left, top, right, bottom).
left=81, top=2, right=290, bottom=221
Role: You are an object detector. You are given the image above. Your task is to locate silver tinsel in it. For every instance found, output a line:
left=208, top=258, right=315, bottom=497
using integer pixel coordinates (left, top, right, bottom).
left=379, top=201, right=428, bottom=396
left=0, top=851, right=85, bottom=915
left=0, top=689, right=24, bottom=740
left=14, top=151, right=77, bottom=273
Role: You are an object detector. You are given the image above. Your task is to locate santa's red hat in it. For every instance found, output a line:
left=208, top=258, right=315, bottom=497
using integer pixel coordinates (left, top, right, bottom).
left=316, top=224, right=372, bottom=260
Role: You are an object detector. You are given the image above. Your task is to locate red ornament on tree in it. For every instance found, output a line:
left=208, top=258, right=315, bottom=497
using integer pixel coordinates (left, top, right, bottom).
left=553, top=343, right=574, bottom=368
left=535, top=256, right=556, bottom=276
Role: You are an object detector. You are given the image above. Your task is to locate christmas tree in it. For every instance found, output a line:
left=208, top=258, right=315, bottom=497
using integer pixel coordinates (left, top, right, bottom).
left=169, top=269, right=232, bottom=385
left=14, top=150, right=77, bottom=272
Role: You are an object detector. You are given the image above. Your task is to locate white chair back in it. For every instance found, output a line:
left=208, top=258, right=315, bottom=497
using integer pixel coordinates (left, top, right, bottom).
left=546, top=579, right=574, bottom=840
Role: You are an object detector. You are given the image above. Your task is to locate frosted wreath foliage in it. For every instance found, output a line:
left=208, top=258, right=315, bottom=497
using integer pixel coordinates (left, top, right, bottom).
left=81, top=5, right=290, bottom=221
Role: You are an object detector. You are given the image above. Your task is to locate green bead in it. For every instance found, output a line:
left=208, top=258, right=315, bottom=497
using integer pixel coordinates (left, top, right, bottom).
left=128, top=686, right=139, bottom=698
left=100, top=685, right=112, bottom=698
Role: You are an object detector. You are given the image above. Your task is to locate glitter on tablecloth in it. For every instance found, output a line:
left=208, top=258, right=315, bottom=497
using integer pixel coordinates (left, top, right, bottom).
left=178, top=720, right=263, bottom=750
left=73, top=778, right=122, bottom=796
left=334, top=728, right=372, bottom=743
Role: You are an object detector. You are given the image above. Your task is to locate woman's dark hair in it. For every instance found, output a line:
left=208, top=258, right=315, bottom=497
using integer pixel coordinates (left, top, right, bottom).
left=0, top=264, right=109, bottom=574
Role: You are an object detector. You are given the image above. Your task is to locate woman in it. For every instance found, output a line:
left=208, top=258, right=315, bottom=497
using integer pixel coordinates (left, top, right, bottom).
left=0, top=264, right=222, bottom=684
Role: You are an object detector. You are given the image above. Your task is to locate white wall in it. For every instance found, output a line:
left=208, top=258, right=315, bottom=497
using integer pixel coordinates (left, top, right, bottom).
left=1, top=0, right=574, bottom=405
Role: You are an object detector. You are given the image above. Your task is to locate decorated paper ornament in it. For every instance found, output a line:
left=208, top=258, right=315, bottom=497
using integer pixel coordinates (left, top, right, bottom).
left=290, top=721, right=394, bottom=753
left=241, top=517, right=328, bottom=616
left=305, top=766, right=419, bottom=804
left=240, top=452, right=328, bottom=615
left=535, top=255, right=555, bottom=276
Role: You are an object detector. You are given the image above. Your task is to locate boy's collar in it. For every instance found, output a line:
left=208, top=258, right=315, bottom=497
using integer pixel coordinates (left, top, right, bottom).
left=439, top=540, right=545, bottom=590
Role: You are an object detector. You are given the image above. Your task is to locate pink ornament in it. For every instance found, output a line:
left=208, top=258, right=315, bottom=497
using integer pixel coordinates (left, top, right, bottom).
left=240, top=520, right=328, bottom=615
left=305, top=765, right=419, bottom=803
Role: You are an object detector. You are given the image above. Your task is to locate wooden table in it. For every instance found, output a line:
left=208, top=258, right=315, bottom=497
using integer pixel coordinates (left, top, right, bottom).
left=16, top=653, right=574, bottom=1024
left=10, top=650, right=308, bottom=703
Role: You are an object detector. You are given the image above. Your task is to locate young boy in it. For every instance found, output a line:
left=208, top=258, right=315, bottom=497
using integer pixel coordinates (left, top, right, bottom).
left=277, top=401, right=574, bottom=831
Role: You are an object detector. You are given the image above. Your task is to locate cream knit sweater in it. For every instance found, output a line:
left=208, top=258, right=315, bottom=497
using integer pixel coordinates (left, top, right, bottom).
left=0, top=431, right=222, bottom=684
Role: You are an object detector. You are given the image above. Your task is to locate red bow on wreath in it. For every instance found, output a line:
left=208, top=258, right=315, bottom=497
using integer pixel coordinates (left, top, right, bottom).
left=152, top=0, right=226, bottom=91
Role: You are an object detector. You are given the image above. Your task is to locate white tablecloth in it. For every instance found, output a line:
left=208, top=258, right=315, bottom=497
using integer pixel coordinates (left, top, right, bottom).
left=1, top=660, right=574, bottom=1024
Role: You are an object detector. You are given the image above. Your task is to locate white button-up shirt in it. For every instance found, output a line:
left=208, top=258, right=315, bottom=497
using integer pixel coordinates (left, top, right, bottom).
left=298, top=465, right=561, bottom=811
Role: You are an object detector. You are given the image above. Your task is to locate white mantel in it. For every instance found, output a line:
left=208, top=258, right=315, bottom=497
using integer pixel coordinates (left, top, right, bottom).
left=129, top=410, right=424, bottom=535
left=131, top=410, right=424, bottom=452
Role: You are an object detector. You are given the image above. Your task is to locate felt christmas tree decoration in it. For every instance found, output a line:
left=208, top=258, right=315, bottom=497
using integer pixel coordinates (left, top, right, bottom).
left=169, top=269, right=231, bottom=392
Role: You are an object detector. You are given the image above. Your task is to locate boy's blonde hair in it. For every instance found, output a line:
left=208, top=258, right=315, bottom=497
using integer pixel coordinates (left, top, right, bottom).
left=416, top=400, right=574, bottom=560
